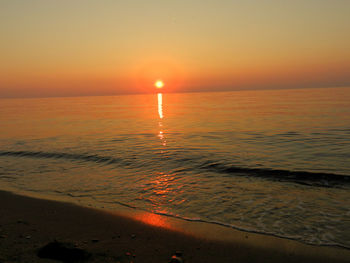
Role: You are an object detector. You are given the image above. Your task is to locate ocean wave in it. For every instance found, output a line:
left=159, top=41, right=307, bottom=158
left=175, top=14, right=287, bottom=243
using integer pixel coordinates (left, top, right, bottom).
left=0, top=150, right=123, bottom=165
left=90, top=199, right=350, bottom=250
left=197, top=161, right=350, bottom=187
left=149, top=210, right=350, bottom=250
left=0, top=150, right=349, bottom=188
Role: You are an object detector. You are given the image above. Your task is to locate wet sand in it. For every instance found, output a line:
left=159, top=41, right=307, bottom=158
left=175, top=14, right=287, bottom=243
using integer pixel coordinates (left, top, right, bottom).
left=0, top=190, right=349, bottom=263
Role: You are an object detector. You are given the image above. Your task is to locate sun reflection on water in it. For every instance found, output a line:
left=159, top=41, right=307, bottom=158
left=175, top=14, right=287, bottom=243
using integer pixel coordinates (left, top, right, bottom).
left=158, top=130, right=166, bottom=146
left=157, top=93, right=166, bottom=146
left=140, top=172, right=182, bottom=214
left=157, top=93, right=163, bottom=119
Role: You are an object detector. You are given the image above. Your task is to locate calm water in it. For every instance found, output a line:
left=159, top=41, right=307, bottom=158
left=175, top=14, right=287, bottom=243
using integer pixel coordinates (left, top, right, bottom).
left=0, top=87, right=350, bottom=248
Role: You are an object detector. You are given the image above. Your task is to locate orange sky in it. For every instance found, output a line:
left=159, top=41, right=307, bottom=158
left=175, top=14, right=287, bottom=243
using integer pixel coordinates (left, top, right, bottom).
left=1, top=1, right=349, bottom=98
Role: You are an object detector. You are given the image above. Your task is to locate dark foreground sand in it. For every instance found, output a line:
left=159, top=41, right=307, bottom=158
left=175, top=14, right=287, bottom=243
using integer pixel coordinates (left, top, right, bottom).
left=0, top=190, right=349, bottom=263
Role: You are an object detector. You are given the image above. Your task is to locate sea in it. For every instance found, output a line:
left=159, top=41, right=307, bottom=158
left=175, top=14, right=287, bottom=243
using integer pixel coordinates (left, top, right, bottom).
left=0, top=87, right=349, bottom=248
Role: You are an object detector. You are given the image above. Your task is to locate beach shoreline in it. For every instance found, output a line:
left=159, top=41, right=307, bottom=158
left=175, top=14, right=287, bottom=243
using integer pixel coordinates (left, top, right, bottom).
left=0, top=189, right=349, bottom=263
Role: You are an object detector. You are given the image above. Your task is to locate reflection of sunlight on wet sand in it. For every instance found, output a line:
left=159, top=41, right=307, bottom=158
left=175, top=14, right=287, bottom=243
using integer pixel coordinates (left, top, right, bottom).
left=134, top=211, right=173, bottom=229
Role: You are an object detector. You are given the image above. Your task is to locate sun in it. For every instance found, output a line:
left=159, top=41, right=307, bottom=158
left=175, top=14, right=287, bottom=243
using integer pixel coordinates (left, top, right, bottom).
left=155, top=80, right=164, bottom=89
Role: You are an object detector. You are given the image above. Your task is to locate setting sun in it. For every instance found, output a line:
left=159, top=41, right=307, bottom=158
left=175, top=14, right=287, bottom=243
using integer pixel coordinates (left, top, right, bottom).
left=155, top=80, right=164, bottom=89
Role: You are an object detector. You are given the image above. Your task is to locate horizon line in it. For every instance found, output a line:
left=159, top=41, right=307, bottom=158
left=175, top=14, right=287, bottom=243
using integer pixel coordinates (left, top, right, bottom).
left=1, top=85, right=349, bottom=100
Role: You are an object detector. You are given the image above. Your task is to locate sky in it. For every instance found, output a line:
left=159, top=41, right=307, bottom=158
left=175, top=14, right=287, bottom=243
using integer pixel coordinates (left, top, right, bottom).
left=1, top=0, right=349, bottom=98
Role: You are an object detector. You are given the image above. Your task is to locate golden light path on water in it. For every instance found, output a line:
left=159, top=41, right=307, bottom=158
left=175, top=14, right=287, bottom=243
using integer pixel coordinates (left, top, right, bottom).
left=157, top=93, right=163, bottom=119
left=136, top=92, right=187, bottom=228
left=157, top=93, right=166, bottom=146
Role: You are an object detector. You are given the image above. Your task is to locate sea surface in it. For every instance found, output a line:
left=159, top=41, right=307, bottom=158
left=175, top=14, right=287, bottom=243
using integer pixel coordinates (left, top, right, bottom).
left=0, top=87, right=350, bottom=248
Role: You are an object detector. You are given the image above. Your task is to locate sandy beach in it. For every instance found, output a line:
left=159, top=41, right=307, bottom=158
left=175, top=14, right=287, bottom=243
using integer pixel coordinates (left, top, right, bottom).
left=0, top=190, right=349, bottom=263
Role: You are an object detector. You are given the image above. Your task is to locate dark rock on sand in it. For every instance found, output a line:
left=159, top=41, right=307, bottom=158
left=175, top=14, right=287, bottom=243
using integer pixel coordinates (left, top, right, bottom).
left=169, top=251, right=183, bottom=263
left=17, top=219, right=29, bottom=225
left=37, top=240, right=91, bottom=262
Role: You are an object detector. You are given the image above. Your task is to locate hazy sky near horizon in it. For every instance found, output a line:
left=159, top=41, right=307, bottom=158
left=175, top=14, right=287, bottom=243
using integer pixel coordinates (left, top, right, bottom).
left=1, top=0, right=350, bottom=97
